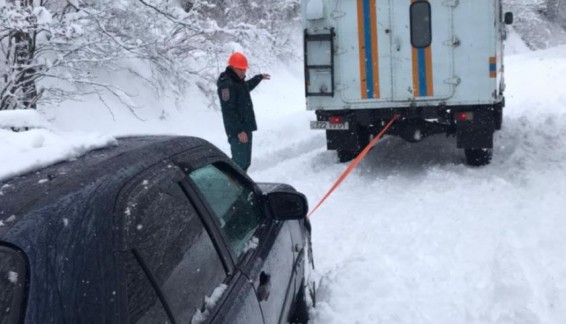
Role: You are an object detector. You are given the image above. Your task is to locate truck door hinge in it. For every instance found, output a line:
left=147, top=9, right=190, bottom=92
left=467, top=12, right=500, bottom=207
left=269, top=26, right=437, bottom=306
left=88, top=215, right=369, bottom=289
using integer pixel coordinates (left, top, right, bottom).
left=442, top=0, right=459, bottom=7
left=331, top=11, right=346, bottom=19
left=444, top=77, right=461, bottom=85
left=444, top=37, right=461, bottom=47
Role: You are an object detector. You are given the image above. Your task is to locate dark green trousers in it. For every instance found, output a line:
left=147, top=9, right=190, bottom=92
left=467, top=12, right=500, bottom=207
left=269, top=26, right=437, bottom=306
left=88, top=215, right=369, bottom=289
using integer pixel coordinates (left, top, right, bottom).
left=228, top=133, right=253, bottom=171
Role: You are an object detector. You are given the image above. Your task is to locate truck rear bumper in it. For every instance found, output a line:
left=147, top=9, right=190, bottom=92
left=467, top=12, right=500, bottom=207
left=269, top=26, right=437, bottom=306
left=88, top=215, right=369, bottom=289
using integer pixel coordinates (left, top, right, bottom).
left=314, top=102, right=503, bottom=125
left=315, top=102, right=501, bottom=150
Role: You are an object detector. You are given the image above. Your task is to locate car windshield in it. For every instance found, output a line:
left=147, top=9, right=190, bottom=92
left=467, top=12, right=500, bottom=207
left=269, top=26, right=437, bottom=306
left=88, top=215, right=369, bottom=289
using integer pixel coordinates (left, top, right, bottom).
left=0, top=245, right=27, bottom=324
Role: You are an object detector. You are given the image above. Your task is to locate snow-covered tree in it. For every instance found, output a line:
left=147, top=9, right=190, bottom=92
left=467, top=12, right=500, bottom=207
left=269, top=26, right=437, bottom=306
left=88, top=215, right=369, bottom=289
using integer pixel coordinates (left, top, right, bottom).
left=1, top=0, right=301, bottom=112
left=1, top=1, right=40, bottom=110
left=504, top=0, right=566, bottom=49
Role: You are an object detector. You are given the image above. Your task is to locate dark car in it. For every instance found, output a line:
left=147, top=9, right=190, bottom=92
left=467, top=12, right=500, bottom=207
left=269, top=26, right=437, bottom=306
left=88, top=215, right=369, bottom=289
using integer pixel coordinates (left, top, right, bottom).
left=0, top=136, right=314, bottom=324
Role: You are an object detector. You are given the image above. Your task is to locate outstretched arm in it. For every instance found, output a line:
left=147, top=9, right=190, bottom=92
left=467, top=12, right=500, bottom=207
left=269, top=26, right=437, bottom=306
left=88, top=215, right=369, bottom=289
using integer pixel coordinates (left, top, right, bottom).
left=246, top=74, right=270, bottom=91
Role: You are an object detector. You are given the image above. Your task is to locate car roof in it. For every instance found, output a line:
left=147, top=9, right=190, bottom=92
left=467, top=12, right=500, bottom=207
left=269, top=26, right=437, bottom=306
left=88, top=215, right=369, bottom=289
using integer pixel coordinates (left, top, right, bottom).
left=0, top=135, right=228, bottom=322
left=0, top=135, right=211, bottom=239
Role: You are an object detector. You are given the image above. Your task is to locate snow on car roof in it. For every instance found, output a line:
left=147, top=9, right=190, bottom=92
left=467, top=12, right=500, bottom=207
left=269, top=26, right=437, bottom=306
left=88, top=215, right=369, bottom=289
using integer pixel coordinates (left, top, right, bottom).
left=0, top=135, right=208, bottom=238
left=0, top=109, right=119, bottom=182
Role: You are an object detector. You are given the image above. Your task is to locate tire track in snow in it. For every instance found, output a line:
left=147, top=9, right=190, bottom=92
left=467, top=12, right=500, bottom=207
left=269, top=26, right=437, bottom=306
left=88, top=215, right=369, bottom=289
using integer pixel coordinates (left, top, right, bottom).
left=268, top=111, right=566, bottom=323
left=250, top=133, right=327, bottom=173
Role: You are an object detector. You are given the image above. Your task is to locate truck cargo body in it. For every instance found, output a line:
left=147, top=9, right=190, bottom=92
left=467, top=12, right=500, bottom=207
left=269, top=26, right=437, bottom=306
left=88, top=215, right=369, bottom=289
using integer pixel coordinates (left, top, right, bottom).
left=302, top=0, right=513, bottom=165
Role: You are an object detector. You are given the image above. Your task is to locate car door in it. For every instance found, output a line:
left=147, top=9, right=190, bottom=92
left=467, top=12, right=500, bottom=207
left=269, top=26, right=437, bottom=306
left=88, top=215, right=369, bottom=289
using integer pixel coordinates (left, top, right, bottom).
left=184, top=162, right=296, bottom=324
left=115, top=160, right=262, bottom=324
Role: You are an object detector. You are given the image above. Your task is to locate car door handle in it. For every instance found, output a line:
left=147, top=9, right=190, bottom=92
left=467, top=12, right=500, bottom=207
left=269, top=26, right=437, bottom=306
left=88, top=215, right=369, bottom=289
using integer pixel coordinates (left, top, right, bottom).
left=257, top=271, right=271, bottom=301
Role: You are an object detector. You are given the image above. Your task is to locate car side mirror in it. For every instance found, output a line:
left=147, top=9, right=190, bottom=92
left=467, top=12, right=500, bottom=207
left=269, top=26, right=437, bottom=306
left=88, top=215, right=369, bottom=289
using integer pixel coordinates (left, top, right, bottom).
left=266, top=191, right=308, bottom=221
left=504, top=12, right=513, bottom=25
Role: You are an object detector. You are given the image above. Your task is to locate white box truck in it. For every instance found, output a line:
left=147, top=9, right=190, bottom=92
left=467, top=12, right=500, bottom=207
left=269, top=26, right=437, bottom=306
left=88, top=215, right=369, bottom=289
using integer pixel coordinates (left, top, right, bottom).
left=302, top=0, right=513, bottom=165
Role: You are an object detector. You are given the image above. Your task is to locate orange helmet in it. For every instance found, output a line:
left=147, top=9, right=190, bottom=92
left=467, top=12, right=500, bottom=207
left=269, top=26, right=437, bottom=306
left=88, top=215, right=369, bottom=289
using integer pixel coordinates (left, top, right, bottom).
left=228, top=52, right=248, bottom=69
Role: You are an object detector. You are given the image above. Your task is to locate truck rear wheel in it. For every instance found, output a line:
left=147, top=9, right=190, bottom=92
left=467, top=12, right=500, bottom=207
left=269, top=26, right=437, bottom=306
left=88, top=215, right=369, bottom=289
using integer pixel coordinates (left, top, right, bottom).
left=465, top=148, right=492, bottom=166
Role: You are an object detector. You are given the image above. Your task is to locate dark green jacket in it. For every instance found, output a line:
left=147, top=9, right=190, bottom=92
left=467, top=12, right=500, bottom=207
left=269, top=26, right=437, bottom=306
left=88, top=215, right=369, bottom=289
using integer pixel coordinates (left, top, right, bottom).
left=217, top=67, right=263, bottom=138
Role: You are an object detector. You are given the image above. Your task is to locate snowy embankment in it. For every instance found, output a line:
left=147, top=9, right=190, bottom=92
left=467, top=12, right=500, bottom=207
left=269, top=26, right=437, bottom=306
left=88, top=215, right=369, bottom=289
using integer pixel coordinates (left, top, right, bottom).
left=1, top=33, right=566, bottom=323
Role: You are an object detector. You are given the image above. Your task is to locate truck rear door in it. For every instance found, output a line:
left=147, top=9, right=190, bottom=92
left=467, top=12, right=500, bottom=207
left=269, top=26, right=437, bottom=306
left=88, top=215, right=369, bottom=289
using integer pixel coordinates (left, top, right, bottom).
left=337, top=0, right=456, bottom=104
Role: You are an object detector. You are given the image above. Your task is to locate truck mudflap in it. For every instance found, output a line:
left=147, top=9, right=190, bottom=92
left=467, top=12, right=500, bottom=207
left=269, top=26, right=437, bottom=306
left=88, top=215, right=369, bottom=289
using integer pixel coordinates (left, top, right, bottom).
left=326, top=126, right=369, bottom=152
left=455, top=109, right=496, bottom=149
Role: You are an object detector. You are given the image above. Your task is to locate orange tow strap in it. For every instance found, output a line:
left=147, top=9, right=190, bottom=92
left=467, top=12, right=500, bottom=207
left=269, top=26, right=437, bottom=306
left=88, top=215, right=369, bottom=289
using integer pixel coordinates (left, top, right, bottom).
left=307, top=114, right=399, bottom=219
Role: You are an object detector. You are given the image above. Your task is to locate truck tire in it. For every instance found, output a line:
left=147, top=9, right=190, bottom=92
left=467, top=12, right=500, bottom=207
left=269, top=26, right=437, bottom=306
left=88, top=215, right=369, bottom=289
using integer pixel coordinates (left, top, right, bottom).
left=337, top=150, right=358, bottom=163
left=494, top=107, right=503, bottom=130
left=465, top=148, right=492, bottom=166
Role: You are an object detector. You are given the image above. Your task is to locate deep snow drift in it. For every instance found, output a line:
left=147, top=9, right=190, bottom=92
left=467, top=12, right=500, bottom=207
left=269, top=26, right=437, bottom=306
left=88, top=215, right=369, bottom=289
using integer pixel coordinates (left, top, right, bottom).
left=1, top=33, right=566, bottom=323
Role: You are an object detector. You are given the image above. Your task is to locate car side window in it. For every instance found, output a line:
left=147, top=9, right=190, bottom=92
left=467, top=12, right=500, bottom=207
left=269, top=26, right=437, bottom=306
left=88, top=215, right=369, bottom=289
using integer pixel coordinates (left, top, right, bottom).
left=0, top=245, right=27, bottom=324
left=188, top=164, right=264, bottom=258
left=124, top=252, right=170, bottom=324
left=120, top=167, right=226, bottom=323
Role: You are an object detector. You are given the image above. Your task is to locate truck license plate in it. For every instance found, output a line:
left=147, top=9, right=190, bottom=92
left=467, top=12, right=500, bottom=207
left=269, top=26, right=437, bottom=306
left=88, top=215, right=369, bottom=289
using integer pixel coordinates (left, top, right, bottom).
left=310, top=121, right=349, bottom=130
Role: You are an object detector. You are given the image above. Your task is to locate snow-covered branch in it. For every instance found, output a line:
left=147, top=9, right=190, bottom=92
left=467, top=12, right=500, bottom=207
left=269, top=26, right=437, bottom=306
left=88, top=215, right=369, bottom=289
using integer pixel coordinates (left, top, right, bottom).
left=0, top=0, right=302, bottom=113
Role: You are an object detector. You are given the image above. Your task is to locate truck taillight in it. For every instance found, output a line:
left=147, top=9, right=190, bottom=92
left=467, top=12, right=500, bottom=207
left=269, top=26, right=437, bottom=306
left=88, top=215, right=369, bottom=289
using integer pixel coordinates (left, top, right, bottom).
left=329, top=116, right=344, bottom=124
left=454, top=112, right=474, bottom=121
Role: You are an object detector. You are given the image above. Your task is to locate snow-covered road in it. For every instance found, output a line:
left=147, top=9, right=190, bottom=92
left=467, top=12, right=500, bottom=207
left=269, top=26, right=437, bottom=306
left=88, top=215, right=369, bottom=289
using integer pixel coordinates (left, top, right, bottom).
left=2, top=35, right=565, bottom=324
left=249, top=45, right=566, bottom=323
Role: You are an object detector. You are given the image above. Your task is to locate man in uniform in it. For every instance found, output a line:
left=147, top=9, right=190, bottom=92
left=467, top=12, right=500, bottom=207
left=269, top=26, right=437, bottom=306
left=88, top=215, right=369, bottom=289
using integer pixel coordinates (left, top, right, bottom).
left=217, top=52, right=270, bottom=171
